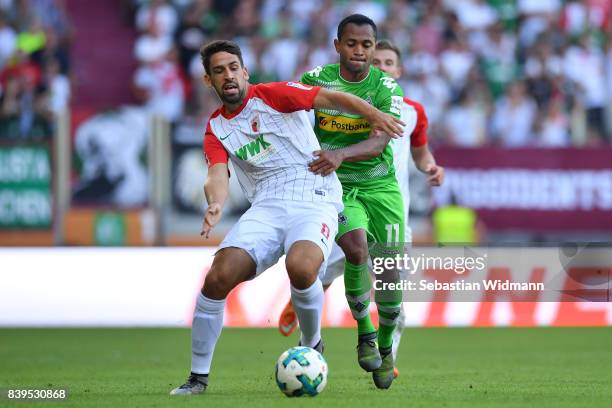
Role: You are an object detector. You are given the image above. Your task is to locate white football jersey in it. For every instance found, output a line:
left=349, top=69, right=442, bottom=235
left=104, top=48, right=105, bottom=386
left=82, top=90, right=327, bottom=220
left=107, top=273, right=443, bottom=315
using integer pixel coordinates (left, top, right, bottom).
left=391, top=97, right=428, bottom=241
left=204, top=82, right=343, bottom=210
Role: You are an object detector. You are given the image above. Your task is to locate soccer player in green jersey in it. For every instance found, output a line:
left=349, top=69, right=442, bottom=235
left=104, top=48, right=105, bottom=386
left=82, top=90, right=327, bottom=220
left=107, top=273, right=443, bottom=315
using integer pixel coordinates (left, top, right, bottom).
left=300, top=14, right=406, bottom=389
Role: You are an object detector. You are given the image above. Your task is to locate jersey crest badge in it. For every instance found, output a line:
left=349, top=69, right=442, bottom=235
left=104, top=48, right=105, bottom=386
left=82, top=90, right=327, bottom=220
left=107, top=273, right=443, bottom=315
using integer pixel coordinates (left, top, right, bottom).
left=321, top=223, right=330, bottom=239
left=251, top=115, right=260, bottom=133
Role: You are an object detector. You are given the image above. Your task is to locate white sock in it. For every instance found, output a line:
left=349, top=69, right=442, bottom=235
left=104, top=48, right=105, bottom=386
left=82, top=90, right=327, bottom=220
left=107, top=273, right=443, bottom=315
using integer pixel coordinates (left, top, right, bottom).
left=291, top=279, right=324, bottom=348
left=191, top=293, right=225, bottom=374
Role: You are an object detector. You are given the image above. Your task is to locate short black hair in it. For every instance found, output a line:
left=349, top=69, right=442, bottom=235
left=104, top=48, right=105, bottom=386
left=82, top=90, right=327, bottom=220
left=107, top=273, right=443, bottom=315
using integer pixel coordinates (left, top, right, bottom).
left=376, top=39, right=401, bottom=60
left=200, top=40, right=244, bottom=75
left=337, top=14, right=377, bottom=40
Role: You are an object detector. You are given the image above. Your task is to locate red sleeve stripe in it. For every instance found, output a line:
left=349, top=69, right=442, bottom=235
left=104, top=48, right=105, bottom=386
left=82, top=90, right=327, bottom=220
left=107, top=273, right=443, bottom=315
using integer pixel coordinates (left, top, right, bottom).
left=403, top=97, right=428, bottom=147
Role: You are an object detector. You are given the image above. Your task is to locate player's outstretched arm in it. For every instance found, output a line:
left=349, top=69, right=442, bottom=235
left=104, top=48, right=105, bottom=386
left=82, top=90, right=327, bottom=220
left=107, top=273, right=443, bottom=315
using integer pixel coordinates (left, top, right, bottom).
left=411, top=145, right=444, bottom=186
left=202, top=163, right=229, bottom=238
left=313, top=88, right=404, bottom=138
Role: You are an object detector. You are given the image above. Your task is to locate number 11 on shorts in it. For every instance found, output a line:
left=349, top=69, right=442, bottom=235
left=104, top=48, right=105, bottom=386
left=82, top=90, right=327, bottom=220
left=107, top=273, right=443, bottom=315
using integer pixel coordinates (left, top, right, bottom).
left=385, top=223, right=400, bottom=245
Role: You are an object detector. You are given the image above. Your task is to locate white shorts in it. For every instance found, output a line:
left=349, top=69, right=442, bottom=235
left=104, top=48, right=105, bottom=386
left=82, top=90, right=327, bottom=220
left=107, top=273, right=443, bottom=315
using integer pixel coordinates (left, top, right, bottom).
left=219, top=200, right=338, bottom=276
left=320, top=243, right=345, bottom=286
left=320, top=226, right=414, bottom=286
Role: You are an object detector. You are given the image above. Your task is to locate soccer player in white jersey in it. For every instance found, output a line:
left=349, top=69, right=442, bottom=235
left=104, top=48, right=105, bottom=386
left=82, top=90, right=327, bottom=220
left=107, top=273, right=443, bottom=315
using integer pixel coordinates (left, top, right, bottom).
left=170, top=40, right=404, bottom=395
left=278, top=39, right=444, bottom=378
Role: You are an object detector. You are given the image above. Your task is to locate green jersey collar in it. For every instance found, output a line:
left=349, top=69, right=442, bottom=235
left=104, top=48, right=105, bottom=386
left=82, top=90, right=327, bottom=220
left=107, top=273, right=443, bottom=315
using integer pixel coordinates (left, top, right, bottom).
left=338, top=65, right=371, bottom=84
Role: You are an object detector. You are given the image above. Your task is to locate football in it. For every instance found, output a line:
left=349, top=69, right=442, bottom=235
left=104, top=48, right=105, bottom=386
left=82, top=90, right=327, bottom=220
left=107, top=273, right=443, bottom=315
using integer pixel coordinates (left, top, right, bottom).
left=275, top=346, right=328, bottom=397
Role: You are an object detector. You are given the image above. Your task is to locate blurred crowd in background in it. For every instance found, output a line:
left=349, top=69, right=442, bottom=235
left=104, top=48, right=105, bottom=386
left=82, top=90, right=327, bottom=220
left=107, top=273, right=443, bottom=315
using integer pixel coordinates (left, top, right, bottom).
left=0, top=0, right=70, bottom=139
left=1, top=0, right=610, bottom=151
left=127, top=0, right=612, bottom=146
left=1, top=0, right=611, bottom=241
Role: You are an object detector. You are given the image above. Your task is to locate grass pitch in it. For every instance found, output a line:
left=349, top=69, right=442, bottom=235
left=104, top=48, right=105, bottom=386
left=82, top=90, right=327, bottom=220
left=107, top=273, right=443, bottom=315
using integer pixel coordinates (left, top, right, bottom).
left=1, top=327, right=611, bottom=407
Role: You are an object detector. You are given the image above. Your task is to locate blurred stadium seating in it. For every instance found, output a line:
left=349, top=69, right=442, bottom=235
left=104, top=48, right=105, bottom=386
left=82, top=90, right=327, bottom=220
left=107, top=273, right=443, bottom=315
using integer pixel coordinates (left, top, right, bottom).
left=0, top=0, right=70, bottom=139
left=127, top=0, right=612, bottom=147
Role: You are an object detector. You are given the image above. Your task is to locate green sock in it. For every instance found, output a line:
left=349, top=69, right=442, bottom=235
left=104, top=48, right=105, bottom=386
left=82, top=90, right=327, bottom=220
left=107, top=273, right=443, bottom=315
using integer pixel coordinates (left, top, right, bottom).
left=374, top=255, right=403, bottom=349
left=376, top=301, right=401, bottom=349
left=375, top=275, right=403, bottom=349
left=344, top=261, right=375, bottom=335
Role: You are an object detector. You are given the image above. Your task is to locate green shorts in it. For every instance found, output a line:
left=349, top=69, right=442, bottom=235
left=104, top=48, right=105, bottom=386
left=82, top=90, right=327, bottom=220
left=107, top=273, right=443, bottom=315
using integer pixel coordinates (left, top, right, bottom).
left=336, top=178, right=405, bottom=250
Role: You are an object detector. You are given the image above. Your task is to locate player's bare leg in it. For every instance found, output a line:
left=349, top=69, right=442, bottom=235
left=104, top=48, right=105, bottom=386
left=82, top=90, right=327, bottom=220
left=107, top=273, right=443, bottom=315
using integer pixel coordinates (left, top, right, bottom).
left=285, top=240, right=325, bottom=352
left=171, top=247, right=256, bottom=395
left=202, top=247, right=256, bottom=298
left=338, top=229, right=382, bottom=372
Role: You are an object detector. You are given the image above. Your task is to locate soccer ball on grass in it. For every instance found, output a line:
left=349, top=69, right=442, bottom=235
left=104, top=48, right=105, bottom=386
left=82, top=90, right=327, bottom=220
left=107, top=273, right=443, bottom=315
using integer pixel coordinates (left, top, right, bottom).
left=275, top=346, right=328, bottom=397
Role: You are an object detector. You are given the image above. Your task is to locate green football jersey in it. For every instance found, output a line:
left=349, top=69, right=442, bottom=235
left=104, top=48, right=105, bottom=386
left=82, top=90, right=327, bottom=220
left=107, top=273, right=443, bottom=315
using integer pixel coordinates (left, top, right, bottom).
left=300, top=63, right=404, bottom=187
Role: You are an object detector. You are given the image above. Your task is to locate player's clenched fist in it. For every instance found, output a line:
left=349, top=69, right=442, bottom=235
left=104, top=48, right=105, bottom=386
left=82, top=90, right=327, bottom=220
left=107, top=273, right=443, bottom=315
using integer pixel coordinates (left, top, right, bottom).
left=201, top=202, right=223, bottom=238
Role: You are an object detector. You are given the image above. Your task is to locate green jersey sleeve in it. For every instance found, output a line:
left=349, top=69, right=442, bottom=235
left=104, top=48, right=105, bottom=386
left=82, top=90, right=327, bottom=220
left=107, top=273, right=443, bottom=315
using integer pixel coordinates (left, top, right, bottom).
left=300, top=66, right=322, bottom=86
left=374, top=75, right=404, bottom=119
